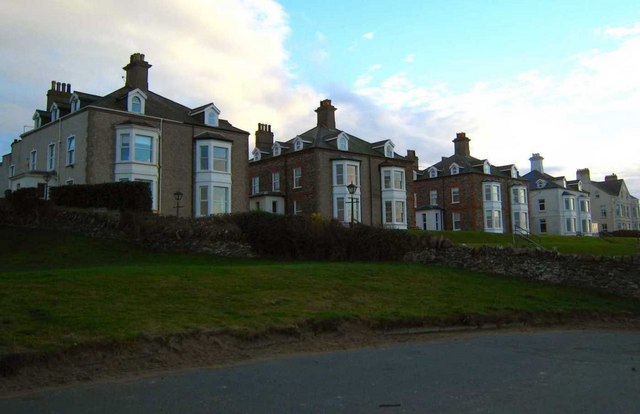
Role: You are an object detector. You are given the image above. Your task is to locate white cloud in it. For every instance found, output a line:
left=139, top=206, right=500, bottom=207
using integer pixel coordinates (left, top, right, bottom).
left=362, top=32, right=374, bottom=40
left=404, top=53, right=416, bottom=64
left=598, top=23, right=640, bottom=38
left=368, top=64, right=383, bottom=71
left=0, top=0, right=321, bottom=155
left=352, top=31, right=640, bottom=196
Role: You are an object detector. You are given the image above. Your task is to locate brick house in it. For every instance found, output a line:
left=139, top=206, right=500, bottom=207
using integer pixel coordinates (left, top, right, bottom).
left=414, top=132, right=530, bottom=233
left=522, top=154, right=595, bottom=236
left=247, top=100, right=417, bottom=229
left=1, top=53, right=249, bottom=217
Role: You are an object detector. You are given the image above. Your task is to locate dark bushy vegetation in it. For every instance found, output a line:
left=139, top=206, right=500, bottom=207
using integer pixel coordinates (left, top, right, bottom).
left=3, top=187, right=48, bottom=217
left=609, top=230, right=640, bottom=238
left=50, top=182, right=151, bottom=212
left=222, top=212, right=445, bottom=261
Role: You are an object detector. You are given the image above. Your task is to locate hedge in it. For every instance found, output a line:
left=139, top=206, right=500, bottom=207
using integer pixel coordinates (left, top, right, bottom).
left=50, top=181, right=151, bottom=212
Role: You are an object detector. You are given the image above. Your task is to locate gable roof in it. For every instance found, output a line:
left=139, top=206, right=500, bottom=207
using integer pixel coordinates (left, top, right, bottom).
left=418, top=153, right=511, bottom=179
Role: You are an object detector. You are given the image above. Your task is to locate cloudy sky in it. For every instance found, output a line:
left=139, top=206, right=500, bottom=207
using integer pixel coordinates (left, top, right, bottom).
left=1, top=0, right=639, bottom=195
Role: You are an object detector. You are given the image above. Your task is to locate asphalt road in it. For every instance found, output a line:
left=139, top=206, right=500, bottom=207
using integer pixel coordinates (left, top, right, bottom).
left=2, top=330, right=639, bottom=413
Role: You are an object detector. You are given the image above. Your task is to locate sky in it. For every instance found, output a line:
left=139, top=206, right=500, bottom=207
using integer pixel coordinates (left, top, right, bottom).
left=1, top=0, right=639, bottom=196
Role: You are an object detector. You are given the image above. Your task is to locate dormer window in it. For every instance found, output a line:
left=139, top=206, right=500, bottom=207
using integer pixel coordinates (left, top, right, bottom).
left=252, top=148, right=261, bottom=161
left=294, top=138, right=303, bottom=151
left=204, top=104, right=221, bottom=127
left=450, top=163, right=460, bottom=175
left=577, top=181, right=582, bottom=191
left=483, top=161, right=491, bottom=174
left=428, top=167, right=438, bottom=178
left=50, top=103, right=60, bottom=121
left=70, top=94, right=80, bottom=112
left=33, top=112, right=41, bottom=129
left=338, top=135, right=348, bottom=151
left=536, top=179, right=546, bottom=189
left=127, top=89, right=147, bottom=114
left=272, top=143, right=281, bottom=157
left=384, top=141, right=395, bottom=158
left=511, top=166, right=518, bottom=178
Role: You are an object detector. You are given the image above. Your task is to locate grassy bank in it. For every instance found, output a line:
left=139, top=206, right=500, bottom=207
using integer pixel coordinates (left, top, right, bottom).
left=415, top=230, right=640, bottom=255
left=1, top=226, right=639, bottom=356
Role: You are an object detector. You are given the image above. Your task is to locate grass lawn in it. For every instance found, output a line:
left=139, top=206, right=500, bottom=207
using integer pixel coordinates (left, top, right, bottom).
left=415, top=230, right=640, bottom=256
left=1, top=226, right=639, bottom=356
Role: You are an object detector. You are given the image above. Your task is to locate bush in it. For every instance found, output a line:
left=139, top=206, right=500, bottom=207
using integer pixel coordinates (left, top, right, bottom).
left=225, top=212, right=439, bottom=261
left=6, top=187, right=47, bottom=217
left=609, top=230, right=640, bottom=238
left=50, top=182, right=151, bottom=212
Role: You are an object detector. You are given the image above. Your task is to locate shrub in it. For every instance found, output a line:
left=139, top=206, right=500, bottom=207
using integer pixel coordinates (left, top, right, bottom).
left=6, top=187, right=47, bottom=217
left=609, top=230, right=640, bottom=238
left=50, top=182, right=151, bottom=212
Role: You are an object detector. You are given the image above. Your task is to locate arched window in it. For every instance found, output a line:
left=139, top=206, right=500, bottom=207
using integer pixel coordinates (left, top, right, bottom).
left=132, top=96, right=142, bottom=113
left=428, top=168, right=437, bottom=178
left=338, top=136, right=348, bottom=151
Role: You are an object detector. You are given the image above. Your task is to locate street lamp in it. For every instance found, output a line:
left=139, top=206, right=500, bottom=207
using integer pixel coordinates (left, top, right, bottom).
left=173, top=191, right=184, bottom=218
left=346, top=181, right=358, bottom=227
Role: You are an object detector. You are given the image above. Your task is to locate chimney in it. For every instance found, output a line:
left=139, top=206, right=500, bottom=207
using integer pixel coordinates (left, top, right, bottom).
left=529, top=153, right=544, bottom=173
left=315, top=99, right=337, bottom=129
left=255, top=123, right=274, bottom=153
left=605, top=173, right=618, bottom=182
left=453, top=132, right=470, bottom=157
left=576, top=168, right=590, bottom=183
left=123, top=53, right=152, bottom=91
left=46, top=80, right=73, bottom=110
left=406, top=149, right=419, bottom=170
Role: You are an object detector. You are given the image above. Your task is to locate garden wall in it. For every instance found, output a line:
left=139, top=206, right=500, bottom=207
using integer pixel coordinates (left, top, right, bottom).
left=406, top=246, right=640, bottom=299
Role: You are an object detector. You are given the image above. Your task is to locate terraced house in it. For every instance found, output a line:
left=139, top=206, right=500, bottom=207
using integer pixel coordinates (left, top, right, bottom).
left=522, top=154, right=595, bottom=236
left=414, top=132, right=530, bottom=233
left=1, top=53, right=249, bottom=217
left=248, top=100, right=417, bottom=229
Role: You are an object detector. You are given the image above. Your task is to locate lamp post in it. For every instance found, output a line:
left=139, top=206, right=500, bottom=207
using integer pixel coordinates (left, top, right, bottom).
left=173, top=191, right=184, bottom=218
left=346, top=181, right=358, bottom=228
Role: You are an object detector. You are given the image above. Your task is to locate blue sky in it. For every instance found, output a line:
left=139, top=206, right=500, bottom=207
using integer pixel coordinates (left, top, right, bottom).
left=1, top=0, right=639, bottom=195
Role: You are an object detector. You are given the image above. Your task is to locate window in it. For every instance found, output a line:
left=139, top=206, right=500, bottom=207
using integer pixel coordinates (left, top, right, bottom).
left=385, top=143, right=394, bottom=158
left=382, top=168, right=404, bottom=190
left=580, top=199, right=590, bottom=213
left=338, top=136, right=348, bottom=151
left=450, top=164, right=459, bottom=175
left=383, top=200, right=406, bottom=225
left=29, top=150, right=37, bottom=170
left=564, top=197, right=575, bottom=211
left=536, top=179, right=545, bottom=189
left=538, top=199, right=546, bottom=211
left=120, top=134, right=131, bottom=161
left=207, top=111, right=217, bottom=127
left=134, top=135, right=153, bottom=163
left=51, top=104, right=59, bottom=121
left=452, top=212, right=461, bottom=231
left=9, top=165, right=14, bottom=177
left=428, top=168, right=437, bottom=178
left=199, top=186, right=209, bottom=216
left=212, top=186, right=229, bottom=214
left=540, top=219, right=547, bottom=233
left=430, top=190, right=438, bottom=206
left=600, top=205, right=607, bottom=218
left=67, top=136, right=75, bottom=165
left=601, top=223, right=608, bottom=232
left=483, top=161, right=491, bottom=174
left=615, top=204, right=621, bottom=217
left=485, top=209, right=502, bottom=230
left=335, top=164, right=344, bottom=185
left=511, top=187, right=527, bottom=204
left=272, top=172, right=280, bottom=192
left=213, top=146, right=228, bottom=172
left=293, top=201, right=302, bottom=215
left=385, top=200, right=393, bottom=223
left=395, top=200, right=405, bottom=223
left=336, top=197, right=345, bottom=222
left=251, top=176, right=260, bottom=195
left=294, top=139, right=303, bottom=151
left=272, top=143, right=281, bottom=156
left=70, top=96, right=80, bottom=112
left=347, top=164, right=358, bottom=186
left=131, top=96, right=142, bottom=113
left=581, top=219, right=591, bottom=234
left=47, top=143, right=55, bottom=171
left=451, top=187, right=460, bottom=203
left=199, top=145, right=209, bottom=170
left=484, top=183, right=501, bottom=202
left=566, top=217, right=576, bottom=233
left=272, top=201, right=278, bottom=213
left=293, top=167, right=302, bottom=188
left=252, top=148, right=261, bottom=161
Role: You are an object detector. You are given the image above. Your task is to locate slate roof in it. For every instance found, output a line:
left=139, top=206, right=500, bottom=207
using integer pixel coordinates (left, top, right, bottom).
left=417, top=153, right=516, bottom=179
left=591, top=179, right=624, bottom=196
left=265, top=125, right=407, bottom=161
left=521, top=169, right=565, bottom=190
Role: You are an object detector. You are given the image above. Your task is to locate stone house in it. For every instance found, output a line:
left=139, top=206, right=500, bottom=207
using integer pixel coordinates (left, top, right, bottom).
left=247, top=100, right=417, bottom=229
left=577, top=169, right=640, bottom=232
left=522, top=154, right=594, bottom=236
left=1, top=53, right=249, bottom=217
left=414, top=132, right=530, bottom=233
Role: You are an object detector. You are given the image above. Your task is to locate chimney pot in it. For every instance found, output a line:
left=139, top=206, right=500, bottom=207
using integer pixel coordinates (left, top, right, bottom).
left=315, top=99, right=337, bottom=129
left=453, top=131, right=471, bottom=157
left=123, top=52, right=152, bottom=90
left=255, top=123, right=274, bottom=153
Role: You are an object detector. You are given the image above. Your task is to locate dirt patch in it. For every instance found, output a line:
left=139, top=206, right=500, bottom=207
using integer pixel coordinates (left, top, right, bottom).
left=2, top=312, right=640, bottom=397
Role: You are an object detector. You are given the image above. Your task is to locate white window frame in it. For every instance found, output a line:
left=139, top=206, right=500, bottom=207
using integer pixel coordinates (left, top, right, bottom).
left=452, top=212, right=461, bottom=231
left=483, top=161, right=491, bottom=174
left=211, top=185, right=229, bottom=214
left=29, top=150, right=37, bottom=171
left=70, top=94, right=80, bottom=112
left=384, top=141, right=395, bottom=158
left=483, top=183, right=501, bottom=202
left=451, top=187, right=460, bottom=204
left=9, top=164, right=15, bottom=177
left=293, top=167, right=302, bottom=188
left=272, top=143, right=281, bottom=156
left=485, top=209, right=503, bottom=231
left=127, top=89, right=147, bottom=114
left=430, top=190, right=438, bottom=206
left=294, top=200, right=302, bottom=215
left=294, top=138, right=303, bottom=151
left=564, top=197, right=575, bottom=211
left=199, top=144, right=209, bottom=171
left=67, top=136, right=75, bottom=166
left=428, top=167, right=437, bottom=178
left=252, top=148, right=261, bottom=161
left=47, top=143, right=55, bottom=171
left=50, top=103, right=60, bottom=121
left=204, top=104, right=220, bottom=127
left=272, top=172, right=280, bottom=192
left=337, top=135, right=348, bottom=151
left=450, top=163, right=459, bottom=175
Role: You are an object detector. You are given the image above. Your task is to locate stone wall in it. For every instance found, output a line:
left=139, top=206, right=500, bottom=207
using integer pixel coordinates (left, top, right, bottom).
left=406, top=245, right=640, bottom=299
